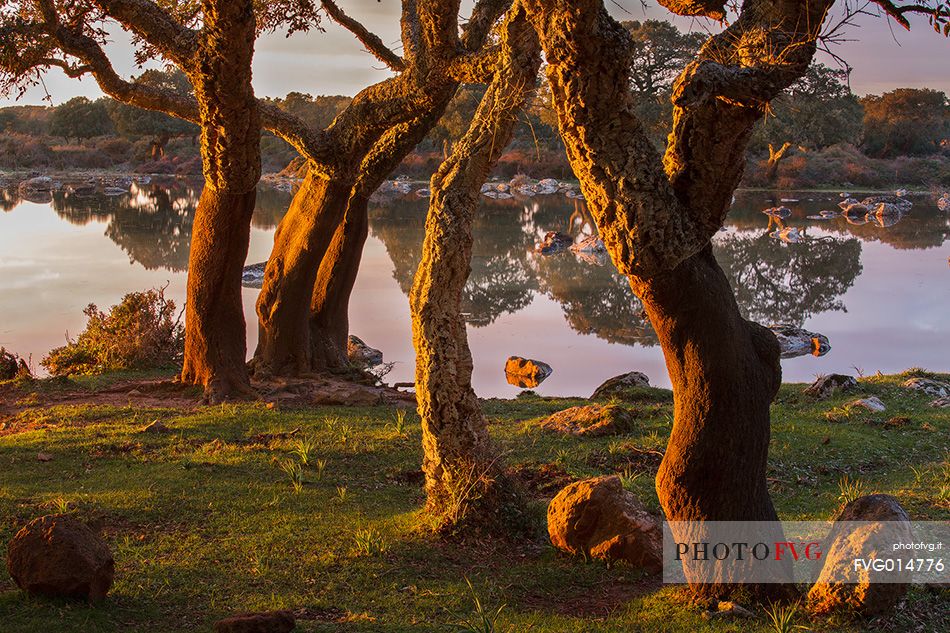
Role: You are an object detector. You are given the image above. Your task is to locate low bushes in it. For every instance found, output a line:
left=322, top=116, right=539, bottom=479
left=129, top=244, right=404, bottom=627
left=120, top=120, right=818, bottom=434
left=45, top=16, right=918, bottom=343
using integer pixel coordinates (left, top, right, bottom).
left=41, top=288, right=184, bottom=376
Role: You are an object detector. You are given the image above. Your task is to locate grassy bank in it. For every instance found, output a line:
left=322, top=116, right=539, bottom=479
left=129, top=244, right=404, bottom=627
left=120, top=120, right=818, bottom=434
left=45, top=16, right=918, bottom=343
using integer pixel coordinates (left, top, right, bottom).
left=0, top=371, right=947, bottom=632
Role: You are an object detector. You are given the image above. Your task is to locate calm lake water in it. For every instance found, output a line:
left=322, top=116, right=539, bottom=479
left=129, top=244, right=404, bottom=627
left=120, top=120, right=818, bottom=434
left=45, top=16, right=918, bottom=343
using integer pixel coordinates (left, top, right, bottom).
left=1, top=179, right=948, bottom=396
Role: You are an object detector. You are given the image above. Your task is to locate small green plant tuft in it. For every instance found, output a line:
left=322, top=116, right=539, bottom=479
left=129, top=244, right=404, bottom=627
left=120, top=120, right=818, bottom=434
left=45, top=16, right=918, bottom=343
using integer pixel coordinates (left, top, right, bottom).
left=764, top=600, right=810, bottom=633
left=837, top=475, right=866, bottom=505
left=451, top=577, right=506, bottom=633
left=278, top=459, right=304, bottom=494
left=290, top=435, right=317, bottom=465
left=352, top=528, right=387, bottom=556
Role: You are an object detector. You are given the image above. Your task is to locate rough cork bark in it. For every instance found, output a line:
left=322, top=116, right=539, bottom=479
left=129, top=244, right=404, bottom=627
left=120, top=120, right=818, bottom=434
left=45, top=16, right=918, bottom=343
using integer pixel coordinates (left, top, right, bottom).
left=255, top=0, right=505, bottom=376
left=410, top=5, right=540, bottom=528
left=179, top=0, right=260, bottom=401
left=524, top=0, right=833, bottom=595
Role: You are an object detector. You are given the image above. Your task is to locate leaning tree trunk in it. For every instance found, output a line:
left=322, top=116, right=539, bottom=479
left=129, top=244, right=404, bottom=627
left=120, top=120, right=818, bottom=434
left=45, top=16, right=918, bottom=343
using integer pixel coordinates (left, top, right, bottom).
left=308, top=193, right=369, bottom=371
left=410, top=6, right=540, bottom=529
left=252, top=170, right=353, bottom=377
left=180, top=0, right=260, bottom=401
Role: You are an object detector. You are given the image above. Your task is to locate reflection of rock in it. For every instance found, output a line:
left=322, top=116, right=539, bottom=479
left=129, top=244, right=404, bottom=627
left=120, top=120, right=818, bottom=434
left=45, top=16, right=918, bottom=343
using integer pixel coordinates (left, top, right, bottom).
left=536, top=231, right=573, bottom=255
left=242, top=261, right=266, bottom=288
left=808, top=495, right=912, bottom=616
left=768, top=324, right=831, bottom=358
left=805, top=374, right=857, bottom=399
left=505, top=356, right=552, bottom=388
left=547, top=476, right=663, bottom=571
left=540, top=404, right=637, bottom=437
left=762, top=206, right=791, bottom=218
left=769, top=226, right=801, bottom=243
left=570, top=234, right=606, bottom=254
left=347, top=335, right=383, bottom=367
left=901, top=377, right=950, bottom=398
left=591, top=371, right=650, bottom=399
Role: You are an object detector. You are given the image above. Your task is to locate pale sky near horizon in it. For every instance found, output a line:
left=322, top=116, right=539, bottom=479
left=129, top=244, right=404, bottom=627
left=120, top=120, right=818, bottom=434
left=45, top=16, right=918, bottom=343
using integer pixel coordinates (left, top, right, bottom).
left=2, top=0, right=948, bottom=107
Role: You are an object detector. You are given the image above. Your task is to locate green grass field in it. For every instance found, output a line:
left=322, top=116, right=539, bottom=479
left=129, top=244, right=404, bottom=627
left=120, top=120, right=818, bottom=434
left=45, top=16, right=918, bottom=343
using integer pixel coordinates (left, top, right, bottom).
left=0, top=371, right=947, bottom=632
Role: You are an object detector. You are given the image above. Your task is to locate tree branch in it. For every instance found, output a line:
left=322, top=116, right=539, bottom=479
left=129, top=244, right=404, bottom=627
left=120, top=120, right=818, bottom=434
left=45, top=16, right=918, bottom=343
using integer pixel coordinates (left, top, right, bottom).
left=91, top=0, right=198, bottom=69
left=319, top=0, right=405, bottom=71
left=446, top=45, right=501, bottom=83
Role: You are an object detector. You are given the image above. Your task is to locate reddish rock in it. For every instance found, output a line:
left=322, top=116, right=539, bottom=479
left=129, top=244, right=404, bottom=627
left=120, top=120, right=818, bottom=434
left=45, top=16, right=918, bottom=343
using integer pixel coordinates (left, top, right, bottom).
left=505, top=356, right=553, bottom=388
left=808, top=495, right=913, bottom=616
left=6, top=514, right=114, bottom=601
left=213, top=610, right=296, bottom=633
left=547, top=475, right=662, bottom=571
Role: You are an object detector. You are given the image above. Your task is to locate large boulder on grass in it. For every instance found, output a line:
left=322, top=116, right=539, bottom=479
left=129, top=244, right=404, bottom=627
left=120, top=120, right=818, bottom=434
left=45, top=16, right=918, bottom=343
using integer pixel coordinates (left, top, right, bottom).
left=808, top=495, right=913, bottom=616
left=6, top=514, right=114, bottom=602
left=539, top=404, right=636, bottom=437
left=213, top=610, right=296, bottom=633
left=347, top=335, right=383, bottom=367
left=547, top=475, right=662, bottom=571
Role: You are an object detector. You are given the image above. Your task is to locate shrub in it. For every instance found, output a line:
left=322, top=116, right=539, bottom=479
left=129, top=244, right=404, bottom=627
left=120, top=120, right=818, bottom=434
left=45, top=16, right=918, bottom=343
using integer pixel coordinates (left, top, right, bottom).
left=96, top=137, right=133, bottom=162
left=0, top=347, right=31, bottom=380
left=42, top=288, right=184, bottom=376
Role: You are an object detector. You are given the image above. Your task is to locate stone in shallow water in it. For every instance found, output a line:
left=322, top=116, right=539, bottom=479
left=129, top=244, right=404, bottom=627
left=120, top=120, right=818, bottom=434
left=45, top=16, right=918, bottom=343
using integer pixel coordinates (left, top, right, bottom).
left=347, top=335, right=383, bottom=367
left=536, top=231, right=573, bottom=255
left=505, top=356, right=552, bottom=388
left=241, top=262, right=267, bottom=288
left=768, top=324, right=831, bottom=359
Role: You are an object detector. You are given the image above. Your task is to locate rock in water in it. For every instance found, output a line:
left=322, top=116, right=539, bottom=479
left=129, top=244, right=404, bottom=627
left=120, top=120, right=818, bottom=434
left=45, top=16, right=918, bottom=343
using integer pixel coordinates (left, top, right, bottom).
left=547, top=476, right=662, bottom=571
left=6, top=515, right=114, bottom=602
left=213, top=610, right=296, bottom=633
left=768, top=324, right=831, bottom=358
left=569, top=234, right=607, bottom=254
left=539, top=404, right=636, bottom=437
left=536, top=231, right=573, bottom=255
left=347, top=335, right=383, bottom=367
left=505, top=356, right=553, bottom=388
left=808, top=495, right=913, bottom=616
left=241, top=262, right=267, bottom=289
left=590, top=371, right=651, bottom=399
left=805, top=374, right=857, bottom=399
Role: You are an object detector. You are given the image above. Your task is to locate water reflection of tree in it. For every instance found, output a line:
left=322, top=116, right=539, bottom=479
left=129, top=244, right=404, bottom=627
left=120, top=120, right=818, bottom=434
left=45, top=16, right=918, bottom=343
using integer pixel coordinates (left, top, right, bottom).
left=714, top=231, right=863, bottom=326
left=369, top=198, right=538, bottom=327
left=52, top=183, right=200, bottom=271
left=535, top=252, right=657, bottom=345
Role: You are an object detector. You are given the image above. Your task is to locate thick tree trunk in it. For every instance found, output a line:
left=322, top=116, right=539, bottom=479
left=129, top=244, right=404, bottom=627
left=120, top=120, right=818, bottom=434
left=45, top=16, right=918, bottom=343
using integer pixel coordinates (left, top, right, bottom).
left=411, top=6, right=540, bottom=529
left=253, top=170, right=353, bottom=377
left=634, top=247, right=792, bottom=597
left=635, top=247, right=781, bottom=521
left=178, top=0, right=260, bottom=401
left=309, top=194, right=369, bottom=370
left=181, top=187, right=256, bottom=401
